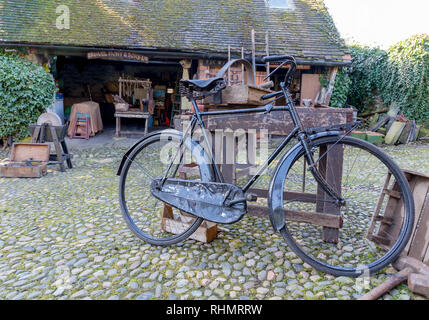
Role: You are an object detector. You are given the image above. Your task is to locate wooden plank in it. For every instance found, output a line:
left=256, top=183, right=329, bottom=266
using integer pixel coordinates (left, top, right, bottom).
left=29, top=124, right=68, bottom=142
left=11, top=143, right=50, bottom=162
left=367, top=234, right=391, bottom=246
left=205, top=85, right=271, bottom=106
left=248, top=205, right=343, bottom=228
left=117, top=131, right=148, bottom=135
left=425, top=245, right=429, bottom=265
left=324, top=67, right=339, bottom=106
left=0, top=163, right=47, bottom=178
left=248, top=188, right=317, bottom=203
left=300, top=74, right=321, bottom=106
left=322, top=144, right=343, bottom=243
left=405, top=177, right=429, bottom=255
left=221, top=130, right=236, bottom=184
left=367, top=172, right=392, bottom=239
left=114, top=113, right=150, bottom=119
left=403, top=169, right=429, bottom=180
left=115, top=117, right=121, bottom=137
left=383, top=189, right=401, bottom=199
left=316, top=145, right=328, bottom=214
left=50, top=126, right=66, bottom=172
left=247, top=130, right=257, bottom=167
left=204, top=107, right=353, bottom=137
left=376, top=180, right=407, bottom=250
left=408, top=183, right=429, bottom=260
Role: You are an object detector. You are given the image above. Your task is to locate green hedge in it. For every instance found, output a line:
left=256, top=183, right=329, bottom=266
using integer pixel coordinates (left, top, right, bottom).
left=0, top=52, right=56, bottom=142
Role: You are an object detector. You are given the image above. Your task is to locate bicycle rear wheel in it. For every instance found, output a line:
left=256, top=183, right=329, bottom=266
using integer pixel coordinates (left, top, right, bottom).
left=119, top=131, right=209, bottom=246
left=279, top=136, right=414, bottom=277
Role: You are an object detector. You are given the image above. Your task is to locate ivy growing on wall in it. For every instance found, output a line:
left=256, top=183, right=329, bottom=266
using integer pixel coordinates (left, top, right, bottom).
left=330, top=68, right=351, bottom=109
left=0, top=51, right=56, bottom=142
left=383, top=34, right=429, bottom=121
left=336, top=34, right=429, bottom=121
left=346, top=46, right=388, bottom=113
left=318, top=67, right=351, bottom=109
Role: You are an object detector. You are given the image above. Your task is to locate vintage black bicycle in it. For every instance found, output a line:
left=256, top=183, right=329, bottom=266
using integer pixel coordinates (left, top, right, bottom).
left=117, top=55, right=414, bottom=277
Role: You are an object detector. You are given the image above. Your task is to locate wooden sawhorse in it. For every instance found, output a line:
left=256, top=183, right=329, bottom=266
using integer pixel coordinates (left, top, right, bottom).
left=30, top=124, right=73, bottom=172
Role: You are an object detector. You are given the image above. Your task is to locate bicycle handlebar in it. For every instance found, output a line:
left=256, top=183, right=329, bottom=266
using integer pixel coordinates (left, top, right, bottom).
left=261, top=55, right=297, bottom=95
left=262, top=55, right=295, bottom=63
left=261, top=91, right=282, bottom=101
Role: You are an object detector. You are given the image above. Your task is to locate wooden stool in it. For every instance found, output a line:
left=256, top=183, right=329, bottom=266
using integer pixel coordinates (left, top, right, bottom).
left=70, top=112, right=91, bottom=140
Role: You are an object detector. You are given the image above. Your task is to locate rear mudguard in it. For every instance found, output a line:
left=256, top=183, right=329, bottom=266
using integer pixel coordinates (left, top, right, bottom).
left=268, top=131, right=341, bottom=232
left=116, top=129, right=215, bottom=182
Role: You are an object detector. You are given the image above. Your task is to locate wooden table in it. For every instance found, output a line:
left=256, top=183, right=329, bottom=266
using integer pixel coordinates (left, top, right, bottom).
left=115, top=109, right=151, bottom=137
left=174, top=106, right=354, bottom=243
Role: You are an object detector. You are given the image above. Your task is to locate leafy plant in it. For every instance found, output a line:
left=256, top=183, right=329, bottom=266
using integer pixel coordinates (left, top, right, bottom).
left=330, top=68, right=351, bottom=108
left=345, top=34, right=429, bottom=121
left=0, top=52, right=56, bottom=143
left=318, top=68, right=351, bottom=108
left=347, top=45, right=388, bottom=113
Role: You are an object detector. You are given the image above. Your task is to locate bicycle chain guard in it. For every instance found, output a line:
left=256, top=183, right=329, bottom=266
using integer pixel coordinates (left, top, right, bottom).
left=150, top=178, right=247, bottom=224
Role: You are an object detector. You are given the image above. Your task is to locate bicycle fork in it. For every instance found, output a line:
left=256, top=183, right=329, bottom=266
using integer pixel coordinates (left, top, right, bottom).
left=298, top=132, right=346, bottom=207
left=280, top=82, right=345, bottom=208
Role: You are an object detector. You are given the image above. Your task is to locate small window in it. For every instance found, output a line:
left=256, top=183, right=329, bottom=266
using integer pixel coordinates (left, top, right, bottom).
left=266, top=0, right=296, bottom=10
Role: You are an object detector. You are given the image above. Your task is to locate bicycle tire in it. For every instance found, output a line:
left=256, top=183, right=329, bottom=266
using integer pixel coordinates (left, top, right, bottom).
left=119, top=131, right=205, bottom=246
left=279, top=136, right=414, bottom=277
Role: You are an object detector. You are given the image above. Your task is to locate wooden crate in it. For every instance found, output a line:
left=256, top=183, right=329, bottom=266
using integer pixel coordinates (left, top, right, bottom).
left=368, top=170, right=429, bottom=265
left=203, top=84, right=272, bottom=106
left=0, top=143, right=50, bottom=178
left=161, top=205, right=218, bottom=243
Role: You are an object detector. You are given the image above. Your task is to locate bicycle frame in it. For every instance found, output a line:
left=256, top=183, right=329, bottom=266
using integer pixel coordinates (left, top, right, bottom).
left=163, top=83, right=344, bottom=203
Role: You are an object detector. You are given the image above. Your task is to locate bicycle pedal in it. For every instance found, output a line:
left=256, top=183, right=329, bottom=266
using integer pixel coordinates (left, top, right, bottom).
left=246, top=193, right=258, bottom=202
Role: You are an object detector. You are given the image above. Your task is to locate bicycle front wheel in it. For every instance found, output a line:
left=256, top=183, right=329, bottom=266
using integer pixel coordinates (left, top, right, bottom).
left=119, top=131, right=209, bottom=246
left=279, top=136, right=414, bottom=277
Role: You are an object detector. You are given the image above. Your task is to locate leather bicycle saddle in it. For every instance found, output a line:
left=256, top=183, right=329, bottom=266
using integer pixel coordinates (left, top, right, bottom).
left=180, top=77, right=225, bottom=91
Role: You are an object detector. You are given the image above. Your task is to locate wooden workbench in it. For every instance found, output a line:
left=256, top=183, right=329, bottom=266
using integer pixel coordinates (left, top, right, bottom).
left=115, top=109, right=151, bottom=137
left=174, top=106, right=354, bottom=243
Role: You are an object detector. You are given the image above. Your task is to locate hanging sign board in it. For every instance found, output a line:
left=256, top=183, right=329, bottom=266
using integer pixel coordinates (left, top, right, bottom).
left=87, top=51, right=149, bottom=63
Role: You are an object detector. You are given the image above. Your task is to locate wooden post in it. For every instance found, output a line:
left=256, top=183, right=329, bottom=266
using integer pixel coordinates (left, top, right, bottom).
left=316, top=144, right=343, bottom=243
left=179, top=60, right=193, bottom=111
left=115, top=117, right=121, bottom=138
left=324, top=67, right=338, bottom=106
left=251, top=29, right=256, bottom=86
left=222, top=129, right=236, bottom=184
left=50, top=126, right=65, bottom=172
left=323, top=144, right=343, bottom=243
left=265, top=31, right=270, bottom=80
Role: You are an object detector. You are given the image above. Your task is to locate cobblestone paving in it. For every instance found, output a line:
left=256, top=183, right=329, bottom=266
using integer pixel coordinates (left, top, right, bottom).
left=0, top=141, right=428, bottom=300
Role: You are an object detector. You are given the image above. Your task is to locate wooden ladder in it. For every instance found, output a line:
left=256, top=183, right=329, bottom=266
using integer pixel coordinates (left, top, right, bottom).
left=251, top=29, right=270, bottom=84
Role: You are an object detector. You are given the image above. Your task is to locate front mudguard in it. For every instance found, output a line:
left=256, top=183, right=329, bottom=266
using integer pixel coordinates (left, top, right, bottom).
left=268, top=131, right=341, bottom=232
left=116, top=129, right=215, bottom=182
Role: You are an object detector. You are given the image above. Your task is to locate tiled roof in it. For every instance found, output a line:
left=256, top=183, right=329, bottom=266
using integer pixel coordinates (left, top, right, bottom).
left=0, top=0, right=349, bottom=63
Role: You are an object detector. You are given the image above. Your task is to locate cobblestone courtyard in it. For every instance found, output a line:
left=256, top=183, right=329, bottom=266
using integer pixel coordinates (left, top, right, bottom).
left=1, top=138, right=428, bottom=300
